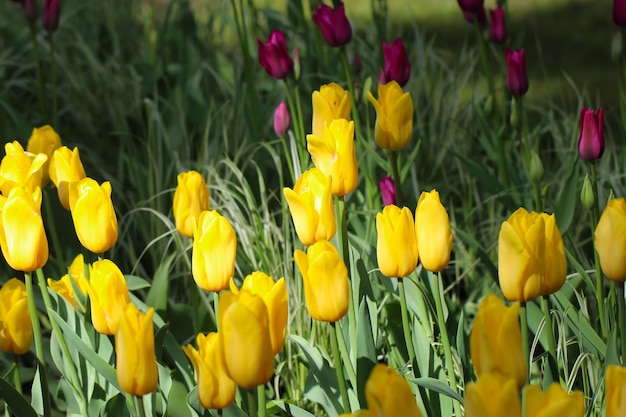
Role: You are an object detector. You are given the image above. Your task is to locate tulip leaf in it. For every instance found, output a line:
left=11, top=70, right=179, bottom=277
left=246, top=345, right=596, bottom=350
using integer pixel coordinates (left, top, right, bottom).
left=164, top=380, right=193, bottom=417
left=0, top=375, right=38, bottom=417
left=554, top=160, right=580, bottom=234
left=269, top=401, right=315, bottom=417
left=551, top=291, right=605, bottom=355
left=409, top=377, right=464, bottom=405
left=100, top=393, right=129, bottom=417
left=451, top=226, right=498, bottom=283
left=146, top=252, right=177, bottom=313
left=356, top=298, right=376, bottom=407
left=185, top=386, right=203, bottom=416
left=125, top=275, right=152, bottom=291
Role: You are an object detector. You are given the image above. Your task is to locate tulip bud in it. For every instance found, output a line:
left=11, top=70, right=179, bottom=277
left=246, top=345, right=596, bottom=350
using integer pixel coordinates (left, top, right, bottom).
left=273, top=101, right=291, bottom=137
left=489, top=6, right=507, bottom=43
left=218, top=290, right=274, bottom=389
left=524, top=384, right=584, bottom=417
left=529, top=150, right=543, bottom=185
left=595, top=198, right=626, bottom=282
left=192, top=210, right=237, bottom=292
left=256, top=30, right=293, bottom=79
left=183, top=333, right=236, bottom=410
left=115, top=303, right=158, bottom=396
left=462, top=7, right=487, bottom=26
left=87, top=259, right=130, bottom=335
left=376, top=205, right=418, bottom=278
left=364, top=365, right=423, bottom=417
left=173, top=170, right=210, bottom=238
left=606, top=365, right=626, bottom=417
left=378, top=175, right=396, bottom=206
left=312, top=82, right=352, bottom=138
left=580, top=174, right=594, bottom=210
left=294, top=240, right=350, bottom=322
left=615, top=0, right=626, bottom=26
left=312, top=2, right=352, bottom=47
left=578, top=107, right=604, bottom=161
left=26, top=124, right=62, bottom=186
left=366, top=81, right=414, bottom=151
left=505, top=48, right=529, bottom=97
left=0, top=278, right=32, bottom=354
left=69, top=178, right=118, bottom=253
left=292, top=47, right=301, bottom=82
left=469, top=294, right=527, bottom=389
left=381, top=38, right=411, bottom=87
left=415, top=190, right=453, bottom=273
left=465, top=373, right=521, bottom=417
left=457, top=0, right=485, bottom=13
left=612, top=30, right=624, bottom=60
left=43, top=0, right=60, bottom=32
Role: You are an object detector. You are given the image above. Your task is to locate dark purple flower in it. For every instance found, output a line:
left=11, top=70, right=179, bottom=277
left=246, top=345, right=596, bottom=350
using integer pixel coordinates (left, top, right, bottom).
left=256, top=30, right=293, bottom=79
left=378, top=175, right=396, bottom=206
left=457, top=0, right=485, bottom=13
left=381, top=38, right=411, bottom=87
left=462, top=7, right=487, bottom=26
left=10, top=0, right=38, bottom=21
left=578, top=107, right=605, bottom=161
left=505, top=48, right=529, bottom=97
left=312, top=2, right=352, bottom=47
left=43, top=0, right=60, bottom=32
left=489, top=6, right=507, bottom=43
left=614, top=0, right=626, bottom=26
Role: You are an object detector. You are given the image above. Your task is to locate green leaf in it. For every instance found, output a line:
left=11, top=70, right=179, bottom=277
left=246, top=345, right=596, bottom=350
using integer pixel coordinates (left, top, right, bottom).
left=165, top=380, right=193, bottom=417
left=410, top=377, right=464, bottom=405
left=555, top=160, right=579, bottom=234
left=125, top=275, right=152, bottom=291
left=356, top=299, right=376, bottom=407
left=269, top=401, right=315, bottom=417
left=146, top=252, right=177, bottom=313
left=99, top=393, right=129, bottom=417
left=0, top=375, right=38, bottom=417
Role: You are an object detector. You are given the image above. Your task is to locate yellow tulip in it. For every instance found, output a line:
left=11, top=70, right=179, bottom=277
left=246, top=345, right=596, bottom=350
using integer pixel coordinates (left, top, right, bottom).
left=0, top=278, right=32, bottom=354
left=49, top=146, right=86, bottom=210
left=283, top=168, right=336, bottom=246
left=525, top=383, right=584, bottom=417
left=499, top=208, right=567, bottom=301
left=0, top=186, right=48, bottom=272
left=294, top=240, right=349, bottom=322
left=218, top=290, right=274, bottom=389
left=607, top=365, right=626, bottom=417
left=415, top=190, right=452, bottom=273
left=464, top=373, right=522, bottom=417
left=469, top=294, right=527, bottom=389
left=48, top=254, right=89, bottom=309
left=69, top=178, right=118, bottom=253
left=115, top=303, right=158, bottom=396
left=192, top=210, right=237, bottom=292
left=307, top=119, right=358, bottom=197
left=26, top=125, right=62, bottom=185
left=376, top=205, right=418, bottom=278
left=230, top=272, right=288, bottom=355
left=173, top=170, right=210, bottom=238
left=183, top=333, right=236, bottom=410
left=595, top=198, right=626, bottom=282
left=312, top=82, right=352, bottom=138
left=88, top=259, right=130, bottom=335
left=0, top=141, right=47, bottom=196
left=365, top=364, right=422, bottom=417
left=366, top=81, right=414, bottom=150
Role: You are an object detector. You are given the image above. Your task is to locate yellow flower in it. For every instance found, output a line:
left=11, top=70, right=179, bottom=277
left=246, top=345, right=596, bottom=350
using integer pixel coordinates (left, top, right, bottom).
left=465, top=373, right=522, bottom=417
left=218, top=290, right=274, bottom=389
left=312, top=82, right=352, bottom=138
left=173, top=170, right=210, bottom=238
left=0, top=186, right=48, bottom=272
left=0, top=141, right=48, bottom=196
left=0, top=278, right=32, bottom=354
left=498, top=208, right=567, bottom=301
left=283, top=168, right=336, bottom=246
left=192, top=210, right=237, bottom=292
left=307, top=119, right=358, bottom=197
left=469, top=294, right=527, bottom=389
left=183, top=333, right=236, bottom=410
left=366, top=81, right=414, bottom=150
left=69, top=178, right=118, bottom=253
left=294, top=240, right=349, bottom=322
left=49, top=146, right=86, bottom=210
left=595, top=198, right=626, bottom=282
left=47, top=254, right=89, bottom=310
left=231, top=272, right=288, bottom=355
left=88, top=259, right=130, bottom=335
left=525, top=383, right=584, bottom=417
left=115, top=302, right=158, bottom=396
left=415, top=190, right=452, bottom=273
left=365, top=364, right=422, bottom=417
left=26, top=125, right=62, bottom=185
left=607, top=365, right=626, bottom=417
left=376, top=205, right=418, bottom=278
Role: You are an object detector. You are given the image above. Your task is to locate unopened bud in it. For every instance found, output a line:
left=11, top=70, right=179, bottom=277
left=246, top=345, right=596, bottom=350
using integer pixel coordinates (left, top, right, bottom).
left=581, top=174, right=594, bottom=210
left=292, top=47, right=301, bottom=82
left=612, top=30, right=624, bottom=60
left=529, top=151, right=543, bottom=185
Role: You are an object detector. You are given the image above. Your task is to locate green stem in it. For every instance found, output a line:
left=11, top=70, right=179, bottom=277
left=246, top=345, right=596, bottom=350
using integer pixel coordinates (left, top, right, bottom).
left=248, top=389, right=258, bottom=417
left=334, top=321, right=357, bottom=391
left=257, top=384, right=266, bottom=417
left=43, top=189, right=62, bottom=265
left=293, top=82, right=307, bottom=151
left=337, top=196, right=357, bottom=365
left=28, top=21, right=48, bottom=121
left=25, top=272, right=52, bottom=417
left=431, top=272, right=461, bottom=417
left=590, top=163, right=608, bottom=339
left=135, top=396, right=147, bottom=417
left=520, top=302, right=530, bottom=385
left=330, top=322, right=350, bottom=413
left=340, top=48, right=362, bottom=141
left=475, top=20, right=497, bottom=115
left=619, top=285, right=626, bottom=365
left=397, top=278, right=416, bottom=368
left=388, top=151, right=402, bottom=206
left=49, top=32, right=58, bottom=127
left=284, top=80, right=307, bottom=171
left=540, top=295, right=559, bottom=382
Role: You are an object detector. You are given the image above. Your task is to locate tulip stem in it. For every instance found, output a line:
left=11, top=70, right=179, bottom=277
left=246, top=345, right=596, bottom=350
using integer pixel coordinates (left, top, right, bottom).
left=388, top=151, right=402, bottom=206
left=540, top=295, right=559, bottom=383
left=257, top=384, right=266, bottom=417
left=519, top=302, right=530, bottom=385
left=618, top=285, right=626, bottom=365
left=135, top=396, right=147, bottom=417
left=431, top=272, right=462, bottom=417
left=330, top=322, right=351, bottom=413
left=28, top=21, right=48, bottom=121
left=397, top=278, right=416, bottom=369
left=590, top=163, right=608, bottom=339
left=284, top=80, right=308, bottom=171
left=340, top=48, right=362, bottom=141
left=247, top=389, right=258, bottom=417
left=25, top=272, right=52, bottom=417
left=335, top=321, right=357, bottom=391
left=337, top=196, right=357, bottom=366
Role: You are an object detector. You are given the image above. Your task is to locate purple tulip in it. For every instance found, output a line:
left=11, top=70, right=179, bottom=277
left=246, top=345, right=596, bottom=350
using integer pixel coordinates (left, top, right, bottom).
left=578, top=107, right=605, bottom=161
left=505, top=48, right=529, bottom=97
left=273, top=101, right=291, bottom=137
left=381, top=38, right=411, bottom=87
left=462, top=7, right=487, bottom=26
left=312, top=2, right=352, bottom=47
left=457, top=0, right=485, bottom=13
left=43, top=0, right=60, bottom=32
left=256, top=30, right=293, bottom=80
left=489, top=6, right=507, bottom=43
left=378, top=175, right=397, bottom=206
left=10, top=0, right=38, bottom=21
left=614, top=0, right=626, bottom=26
